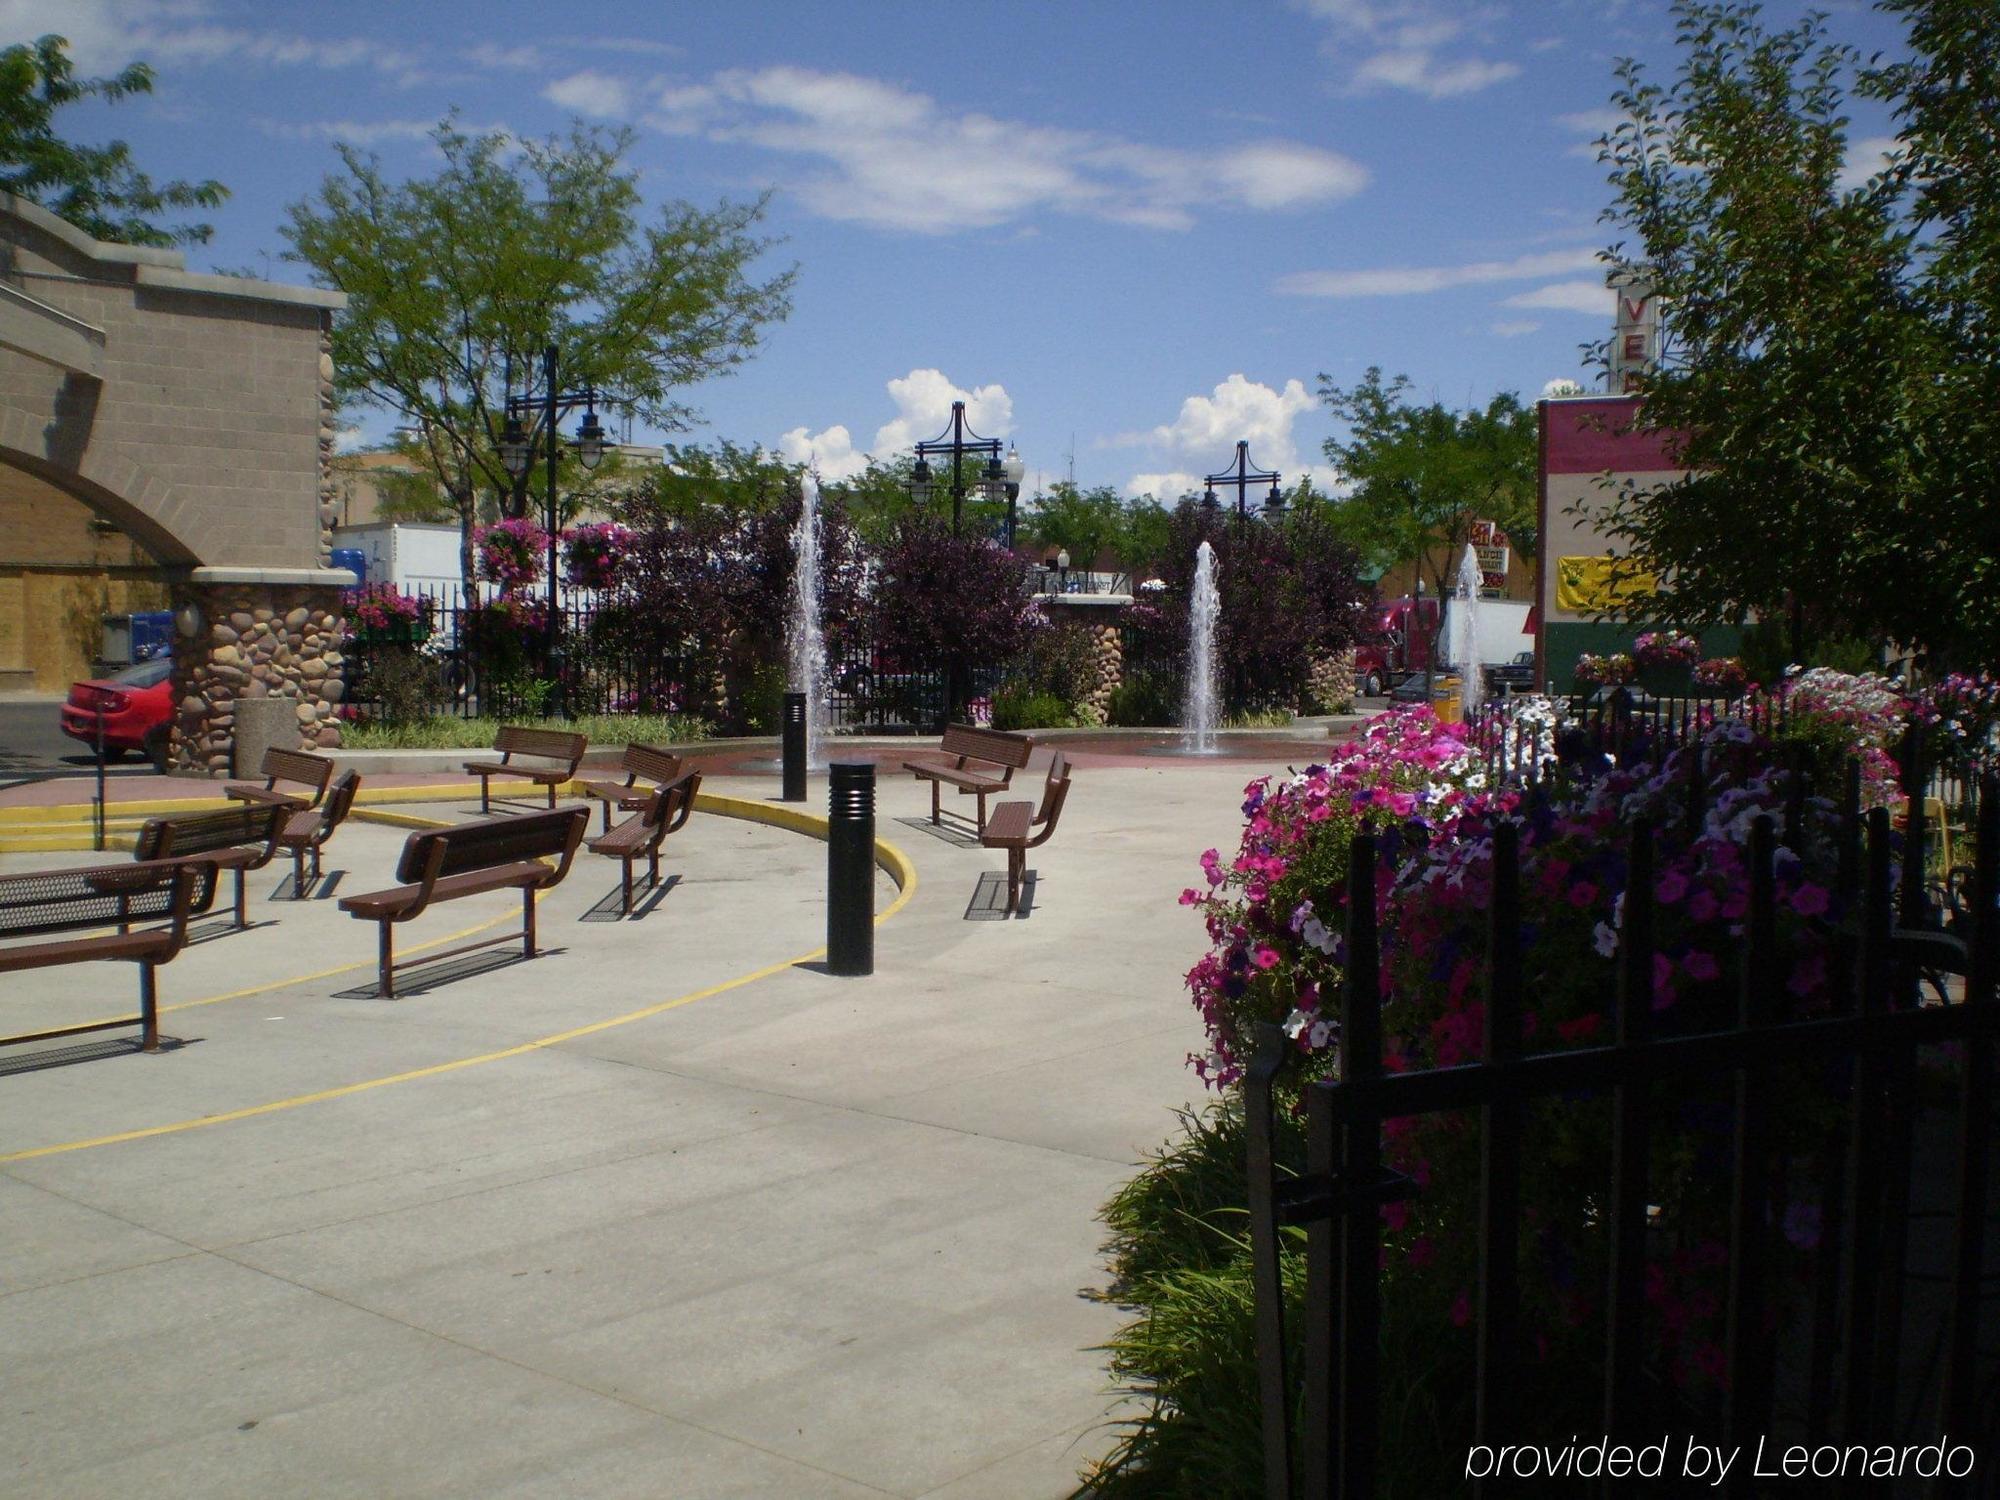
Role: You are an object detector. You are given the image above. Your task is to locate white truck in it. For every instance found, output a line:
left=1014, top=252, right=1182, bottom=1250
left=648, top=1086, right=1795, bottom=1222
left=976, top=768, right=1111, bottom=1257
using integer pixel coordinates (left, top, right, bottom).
left=1440, top=598, right=1535, bottom=675
left=329, top=521, right=470, bottom=600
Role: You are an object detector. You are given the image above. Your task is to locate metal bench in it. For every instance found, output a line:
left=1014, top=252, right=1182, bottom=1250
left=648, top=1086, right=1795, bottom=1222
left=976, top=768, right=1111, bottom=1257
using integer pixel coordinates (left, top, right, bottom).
left=979, top=751, right=1071, bottom=915
left=276, top=769, right=362, bottom=898
left=586, top=768, right=702, bottom=913
left=132, top=801, right=286, bottom=929
left=904, top=724, right=1035, bottom=836
left=338, top=806, right=589, bottom=997
left=0, top=860, right=215, bottom=1053
left=225, top=747, right=334, bottom=812
left=463, top=725, right=588, bottom=813
left=577, top=743, right=684, bottom=834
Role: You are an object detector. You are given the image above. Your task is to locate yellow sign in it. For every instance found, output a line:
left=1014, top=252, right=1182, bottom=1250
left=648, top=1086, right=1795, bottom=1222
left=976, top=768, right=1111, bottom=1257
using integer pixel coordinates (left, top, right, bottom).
left=1556, top=555, right=1657, bottom=612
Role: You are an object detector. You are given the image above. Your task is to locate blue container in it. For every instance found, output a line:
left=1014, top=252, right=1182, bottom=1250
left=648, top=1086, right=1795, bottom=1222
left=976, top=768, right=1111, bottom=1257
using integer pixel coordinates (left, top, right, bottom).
left=331, top=547, right=367, bottom=588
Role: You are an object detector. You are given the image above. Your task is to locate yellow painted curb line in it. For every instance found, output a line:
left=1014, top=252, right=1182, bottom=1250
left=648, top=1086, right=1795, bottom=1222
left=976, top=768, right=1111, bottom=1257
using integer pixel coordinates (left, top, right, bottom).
left=0, top=796, right=915, bottom=1164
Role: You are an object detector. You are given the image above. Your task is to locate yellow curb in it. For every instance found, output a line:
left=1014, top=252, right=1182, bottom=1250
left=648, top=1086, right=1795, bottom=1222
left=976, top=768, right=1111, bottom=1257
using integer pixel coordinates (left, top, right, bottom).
left=0, top=795, right=916, bottom=1163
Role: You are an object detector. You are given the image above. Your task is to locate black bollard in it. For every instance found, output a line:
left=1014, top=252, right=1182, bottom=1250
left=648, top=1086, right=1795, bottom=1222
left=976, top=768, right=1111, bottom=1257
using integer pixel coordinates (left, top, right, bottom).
left=827, top=760, right=875, bottom=976
left=781, top=691, right=807, bottom=802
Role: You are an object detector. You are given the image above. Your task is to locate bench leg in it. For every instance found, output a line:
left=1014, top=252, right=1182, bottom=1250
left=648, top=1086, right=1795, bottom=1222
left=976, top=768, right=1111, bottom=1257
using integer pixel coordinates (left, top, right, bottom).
left=379, top=922, right=396, bottom=999
left=311, top=840, right=324, bottom=885
left=139, top=960, right=160, bottom=1052
left=621, top=857, right=633, bottom=915
left=648, top=847, right=660, bottom=893
left=976, top=790, right=989, bottom=837
left=1007, top=847, right=1023, bottom=915
left=931, top=779, right=941, bottom=826
left=523, top=886, right=538, bottom=958
left=479, top=775, right=491, bottom=815
left=293, top=847, right=308, bottom=900
left=546, top=782, right=556, bottom=809
left=234, top=867, right=247, bottom=928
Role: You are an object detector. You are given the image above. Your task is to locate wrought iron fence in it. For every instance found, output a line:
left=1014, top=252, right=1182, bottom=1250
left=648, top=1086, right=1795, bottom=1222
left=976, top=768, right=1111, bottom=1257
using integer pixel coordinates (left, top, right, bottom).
left=1243, top=747, right=1999, bottom=1498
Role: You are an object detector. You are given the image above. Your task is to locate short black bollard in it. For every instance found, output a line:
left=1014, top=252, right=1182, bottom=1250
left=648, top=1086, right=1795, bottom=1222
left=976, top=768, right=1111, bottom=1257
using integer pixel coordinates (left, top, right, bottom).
left=827, top=760, right=875, bottom=976
left=781, top=691, right=807, bottom=803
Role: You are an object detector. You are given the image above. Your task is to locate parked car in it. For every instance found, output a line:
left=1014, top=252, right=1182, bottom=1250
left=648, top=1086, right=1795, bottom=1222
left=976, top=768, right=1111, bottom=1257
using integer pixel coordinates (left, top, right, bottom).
left=60, top=656, right=173, bottom=764
left=1484, top=650, right=1536, bottom=696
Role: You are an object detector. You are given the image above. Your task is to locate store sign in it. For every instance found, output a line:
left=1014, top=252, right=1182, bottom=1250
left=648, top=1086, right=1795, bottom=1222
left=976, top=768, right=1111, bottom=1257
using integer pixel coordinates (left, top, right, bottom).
left=1609, top=275, right=1659, bottom=393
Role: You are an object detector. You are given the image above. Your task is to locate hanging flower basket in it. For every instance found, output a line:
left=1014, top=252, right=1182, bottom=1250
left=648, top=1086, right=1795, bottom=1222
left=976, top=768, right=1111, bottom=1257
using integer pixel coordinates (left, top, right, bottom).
left=476, top=518, right=549, bottom=590
left=342, top=583, right=431, bottom=644
left=563, top=522, right=630, bottom=590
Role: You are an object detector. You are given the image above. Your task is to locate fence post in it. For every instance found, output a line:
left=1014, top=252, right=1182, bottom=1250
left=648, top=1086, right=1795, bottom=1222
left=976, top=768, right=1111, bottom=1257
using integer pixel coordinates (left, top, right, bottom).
left=1604, top=818, right=1654, bottom=1446
left=1724, top=816, right=1778, bottom=1482
left=1839, top=807, right=1893, bottom=1443
left=826, top=761, right=875, bottom=976
left=1473, top=819, right=1522, bottom=1497
left=781, top=691, right=807, bottom=802
left=1245, top=1023, right=1295, bottom=1500
left=1338, top=831, right=1382, bottom=1500
left=1942, top=772, right=1997, bottom=1438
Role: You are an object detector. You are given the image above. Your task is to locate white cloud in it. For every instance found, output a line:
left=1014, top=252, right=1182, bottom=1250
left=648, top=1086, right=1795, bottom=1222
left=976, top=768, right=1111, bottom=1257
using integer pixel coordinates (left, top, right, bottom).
left=259, top=118, right=437, bottom=146
left=0, top=0, right=426, bottom=82
left=1127, top=471, right=1201, bottom=502
left=467, top=41, right=541, bottom=70
left=1277, top=246, right=1601, bottom=298
left=646, top=65, right=1366, bottom=233
left=1489, top=319, right=1541, bottom=337
left=1541, top=377, right=1589, bottom=398
left=544, top=69, right=634, bottom=120
left=1119, top=374, right=1326, bottom=499
left=873, top=369, right=1013, bottom=455
left=1502, top=280, right=1613, bottom=316
left=1297, top=0, right=1520, bottom=99
left=777, top=424, right=869, bottom=482
left=1837, top=133, right=1899, bottom=192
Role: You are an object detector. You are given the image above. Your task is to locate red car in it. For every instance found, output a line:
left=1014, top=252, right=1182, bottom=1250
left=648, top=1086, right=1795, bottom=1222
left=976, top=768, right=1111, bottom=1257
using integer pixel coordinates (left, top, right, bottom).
left=60, top=656, right=174, bottom=764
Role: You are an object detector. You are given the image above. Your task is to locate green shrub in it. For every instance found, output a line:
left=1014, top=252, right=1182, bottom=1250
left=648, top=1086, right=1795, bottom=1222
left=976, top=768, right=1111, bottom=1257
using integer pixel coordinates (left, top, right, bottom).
left=353, top=646, right=447, bottom=728
left=991, top=686, right=1080, bottom=731
left=1107, top=668, right=1179, bottom=726
left=340, top=712, right=711, bottom=750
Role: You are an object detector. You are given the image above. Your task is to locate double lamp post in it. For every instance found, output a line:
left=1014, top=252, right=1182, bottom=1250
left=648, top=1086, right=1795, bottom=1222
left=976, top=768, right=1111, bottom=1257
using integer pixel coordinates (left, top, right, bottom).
left=496, top=343, right=607, bottom=720
left=1200, top=440, right=1287, bottom=712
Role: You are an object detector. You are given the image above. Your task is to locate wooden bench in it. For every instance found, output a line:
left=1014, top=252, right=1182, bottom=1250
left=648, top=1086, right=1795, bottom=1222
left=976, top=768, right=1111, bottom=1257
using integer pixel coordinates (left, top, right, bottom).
left=577, top=743, right=684, bottom=834
left=463, top=726, right=588, bottom=814
left=132, top=801, right=286, bottom=929
left=276, top=769, right=362, bottom=898
left=980, top=751, right=1072, bottom=915
left=587, top=768, right=702, bottom=913
left=226, top=747, right=334, bottom=811
left=0, top=860, right=214, bottom=1053
left=339, top=806, right=589, bottom=998
left=904, top=724, right=1035, bottom=835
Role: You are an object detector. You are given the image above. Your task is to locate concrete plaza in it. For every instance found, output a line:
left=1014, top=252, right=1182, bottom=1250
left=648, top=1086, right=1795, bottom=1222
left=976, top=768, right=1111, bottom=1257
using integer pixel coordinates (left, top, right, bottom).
left=0, top=747, right=1298, bottom=1498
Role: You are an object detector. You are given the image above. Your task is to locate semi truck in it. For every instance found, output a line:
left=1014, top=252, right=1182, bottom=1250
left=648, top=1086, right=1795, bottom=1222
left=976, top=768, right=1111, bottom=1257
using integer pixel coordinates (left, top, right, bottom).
left=1354, top=595, right=1536, bottom=696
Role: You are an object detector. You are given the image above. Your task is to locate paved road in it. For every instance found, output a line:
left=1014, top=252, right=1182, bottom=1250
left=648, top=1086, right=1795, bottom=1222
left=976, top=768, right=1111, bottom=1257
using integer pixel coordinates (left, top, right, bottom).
left=0, top=699, right=155, bottom=787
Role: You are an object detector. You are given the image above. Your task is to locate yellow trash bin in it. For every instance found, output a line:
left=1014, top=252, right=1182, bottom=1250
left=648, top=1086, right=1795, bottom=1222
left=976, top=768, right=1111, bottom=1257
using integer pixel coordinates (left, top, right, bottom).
left=1431, top=676, right=1463, bottom=724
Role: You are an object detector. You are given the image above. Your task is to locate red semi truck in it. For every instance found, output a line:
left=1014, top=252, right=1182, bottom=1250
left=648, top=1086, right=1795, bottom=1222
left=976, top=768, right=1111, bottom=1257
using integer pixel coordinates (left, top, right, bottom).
left=1354, top=595, right=1536, bottom=697
left=1353, top=596, right=1440, bottom=697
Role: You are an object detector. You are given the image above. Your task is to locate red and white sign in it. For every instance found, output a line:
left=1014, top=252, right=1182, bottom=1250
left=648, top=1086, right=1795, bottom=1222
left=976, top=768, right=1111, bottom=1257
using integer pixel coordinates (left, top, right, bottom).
left=1609, top=275, right=1659, bottom=393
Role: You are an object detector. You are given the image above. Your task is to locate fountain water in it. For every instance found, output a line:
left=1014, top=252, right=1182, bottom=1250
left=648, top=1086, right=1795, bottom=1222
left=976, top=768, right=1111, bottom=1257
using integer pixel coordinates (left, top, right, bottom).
left=1455, top=541, right=1485, bottom=721
left=786, top=468, right=830, bottom=769
left=1182, top=540, right=1222, bottom=753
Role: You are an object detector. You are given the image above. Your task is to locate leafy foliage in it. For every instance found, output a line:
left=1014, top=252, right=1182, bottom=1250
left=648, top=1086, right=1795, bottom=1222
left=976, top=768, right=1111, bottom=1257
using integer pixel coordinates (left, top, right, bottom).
left=1317, top=369, right=1538, bottom=600
left=283, top=117, right=793, bottom=588
left=0, top=36, right=227, bottom=247
left=870, top=516, right=1039, bottom=675
left=1592, top=0, right=2000, bottom=667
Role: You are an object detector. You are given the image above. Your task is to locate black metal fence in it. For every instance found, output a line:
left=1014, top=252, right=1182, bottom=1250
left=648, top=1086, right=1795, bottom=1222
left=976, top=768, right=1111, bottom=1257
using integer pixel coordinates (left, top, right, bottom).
left=1244, top=753, right=1998, bottom=1498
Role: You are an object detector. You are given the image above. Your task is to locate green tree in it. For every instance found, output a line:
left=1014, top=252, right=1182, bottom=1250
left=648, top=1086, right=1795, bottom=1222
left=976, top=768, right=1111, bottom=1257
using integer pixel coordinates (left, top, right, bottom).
left=1317, top=368, right=1538, bottom=605
left=282, top=117, right=794, bottom=590
left=0, top=35, right=227, bottom=247
left=1117, top=495, right=1175, bottom=578
left=1020, top=482, right=1129, bottom=568
left=1592, top=0, right=1999, bottom=667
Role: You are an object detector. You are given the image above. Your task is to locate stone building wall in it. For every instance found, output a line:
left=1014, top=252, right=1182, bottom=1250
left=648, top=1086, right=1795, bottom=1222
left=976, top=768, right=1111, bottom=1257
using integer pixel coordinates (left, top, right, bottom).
left=171, top=582, right=346, bottom=773
left=1305, top=648, right=1358, bottom=714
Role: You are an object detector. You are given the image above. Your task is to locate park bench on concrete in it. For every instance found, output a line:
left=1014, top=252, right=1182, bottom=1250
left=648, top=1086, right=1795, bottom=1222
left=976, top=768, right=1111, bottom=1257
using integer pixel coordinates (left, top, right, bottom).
left=587, top=767, right=702, bottom=914
left=904, top=724, right=1035, bottom=836
left=275, top=769, right=362, bottom=898
left=0, top=860, right=215, bottom=1053
left=339, top=806, right=589, bottom=998
left=578, top=743, right=684, bottom=834
left=132, top=801, right=286, bottom=929
left=226, top=747, right=334, bottom=812
left=463, top=726, right=589, bottom=814
left=979, top=750, right=1072, bottom=916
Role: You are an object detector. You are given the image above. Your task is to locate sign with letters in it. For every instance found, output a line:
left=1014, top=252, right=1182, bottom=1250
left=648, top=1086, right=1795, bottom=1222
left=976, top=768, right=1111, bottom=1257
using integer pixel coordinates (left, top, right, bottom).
left=1609, top=274, right=1659, bottom=393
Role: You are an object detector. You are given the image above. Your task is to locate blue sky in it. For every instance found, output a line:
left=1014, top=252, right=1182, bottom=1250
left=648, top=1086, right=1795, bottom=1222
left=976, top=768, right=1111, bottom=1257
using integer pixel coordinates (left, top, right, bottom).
left=6, top=0, right=1911, bottom=498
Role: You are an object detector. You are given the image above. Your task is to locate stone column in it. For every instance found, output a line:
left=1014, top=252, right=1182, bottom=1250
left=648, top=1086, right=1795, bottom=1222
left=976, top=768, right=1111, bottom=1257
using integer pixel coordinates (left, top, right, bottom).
left=1304, top=647, right=1359, bottom=714
left=169, top=570, right=351, bottom=774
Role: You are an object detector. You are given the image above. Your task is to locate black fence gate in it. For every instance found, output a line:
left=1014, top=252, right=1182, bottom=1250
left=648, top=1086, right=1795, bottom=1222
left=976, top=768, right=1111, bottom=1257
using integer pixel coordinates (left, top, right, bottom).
left=1245, top=760, right=1998, bottom=1498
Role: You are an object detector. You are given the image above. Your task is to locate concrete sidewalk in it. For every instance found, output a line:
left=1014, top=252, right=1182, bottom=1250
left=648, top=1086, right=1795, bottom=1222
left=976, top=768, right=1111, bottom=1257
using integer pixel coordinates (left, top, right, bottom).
left=0, top=757, right=1277, bottom=1498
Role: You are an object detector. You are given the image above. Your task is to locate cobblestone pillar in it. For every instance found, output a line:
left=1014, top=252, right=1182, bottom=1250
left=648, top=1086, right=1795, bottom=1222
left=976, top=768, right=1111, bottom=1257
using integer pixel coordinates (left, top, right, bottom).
left=170, top=576, right=347, bottom=774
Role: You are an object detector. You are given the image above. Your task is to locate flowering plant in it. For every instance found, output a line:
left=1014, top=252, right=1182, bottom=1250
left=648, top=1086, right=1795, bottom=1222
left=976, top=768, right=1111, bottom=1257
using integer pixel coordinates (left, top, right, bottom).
left=1911, top=671, right=2000, bottom=777
left=1573, top=652, right=1635, bottom=686
left=342, top=582, right=429, bottom=637
left=475, top=518, right=549, bottom=590
left=562, top=522, right=630, bottom=590
left=1633, top=630, right=1702, bottom=668
left=1692, top=656, right=1749, bottom=694
left=1761, top=667, right=1907, bottom=808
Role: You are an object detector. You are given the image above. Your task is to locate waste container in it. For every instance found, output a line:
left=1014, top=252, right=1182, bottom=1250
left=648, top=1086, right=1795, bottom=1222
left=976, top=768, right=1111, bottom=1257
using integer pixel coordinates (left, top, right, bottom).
left=1431, top=675, right=1463, bottom=724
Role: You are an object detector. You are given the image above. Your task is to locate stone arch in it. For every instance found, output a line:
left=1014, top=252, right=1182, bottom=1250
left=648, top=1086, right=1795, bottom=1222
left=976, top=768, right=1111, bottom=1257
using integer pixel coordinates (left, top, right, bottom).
left=0, top=426, right=202, bottom=569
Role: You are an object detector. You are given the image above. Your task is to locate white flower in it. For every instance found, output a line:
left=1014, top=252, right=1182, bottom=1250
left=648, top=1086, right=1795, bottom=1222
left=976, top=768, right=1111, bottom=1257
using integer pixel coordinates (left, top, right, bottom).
left=1307, top=1017, right=1337, bottom=1049
left=1593, top=921, right=1619, bottom=957
left=1283, top=1008, right=1312, bottom=1039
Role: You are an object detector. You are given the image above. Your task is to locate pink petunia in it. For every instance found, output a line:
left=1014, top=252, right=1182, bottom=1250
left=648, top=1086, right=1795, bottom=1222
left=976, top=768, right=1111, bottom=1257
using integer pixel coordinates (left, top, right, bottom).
left=1251, top=945, right=1281, bottom=970
left=1654, top=869, right=1689, bottom=904
left=1682, top=949, right=1720, bottom=983
left=1789, top=882, right=1830, bottom=918
left=1568, top=881, right=1599, bottom=909
left=1686, top=888, right=1719, bottom=923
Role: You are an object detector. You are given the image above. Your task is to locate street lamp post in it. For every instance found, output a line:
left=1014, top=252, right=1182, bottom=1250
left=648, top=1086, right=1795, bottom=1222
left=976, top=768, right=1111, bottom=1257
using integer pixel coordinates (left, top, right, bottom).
left=907, top=400, right=1018, bottom=728
left=497, top=343, right=606, bottom=720
left=1199, top=440, right=1286, bottom=714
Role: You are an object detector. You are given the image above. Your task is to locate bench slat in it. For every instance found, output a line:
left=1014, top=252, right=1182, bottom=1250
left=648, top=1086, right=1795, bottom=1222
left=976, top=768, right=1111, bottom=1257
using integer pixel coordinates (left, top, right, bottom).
left=338, top=860, right=555, bottom=920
